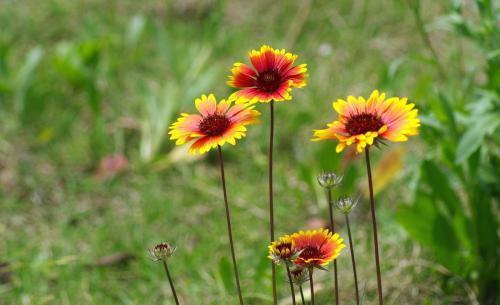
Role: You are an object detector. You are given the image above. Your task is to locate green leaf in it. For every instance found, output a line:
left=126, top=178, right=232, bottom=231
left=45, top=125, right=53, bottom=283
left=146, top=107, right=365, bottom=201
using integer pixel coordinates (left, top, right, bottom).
left=421, top=160, right=461, bottom=215
left=252, top=253, right=270, bottom=286
left=315, top=142, right=341, bottom=170
left=125, top=15, right=146, bottom=47
left=218, top=256, right=235, bottom=293
left=455, top=113, right=500, bottom=164
left=470, top=185, right=497, bottom=262
left=397, top=197, right=464, bottom=275
left=437, top=91, right=458, bottom=137
left=0, top=42, right=8, bottom=77
left=14, top=46, right=44, bottom=114
left=432, top=213, right=461, bottom=256
left=139, top=82, right=177, bottom=163
left=53, top=42, right=86, bottom=87
left=397, top=197, right=437, bottom=248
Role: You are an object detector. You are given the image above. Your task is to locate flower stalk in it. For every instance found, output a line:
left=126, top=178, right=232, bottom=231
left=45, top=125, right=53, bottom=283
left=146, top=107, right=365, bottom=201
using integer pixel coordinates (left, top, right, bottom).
left=327, top=188, right=340, bottom=305
left=345, top=213, right=360, bottom=305
left=217, top=145, right=244, bottom=305
left=308, top=268, right=315, bottom=305
left=286, top=265, right=297, bottom=305
left=336, top=196, right=360, bottom=305
left=269, top=100, right=277, bottom=305
left=149, top=242, right=179, bottom=305
left=162, top=261, right=180, bottom=305
left=318, top=172, right=342, bottom=305
left=299, top=286, right=306, bottom=305
left=291, top=268, right=308, bottom=305
left=365, top=147, right=383, bottom=305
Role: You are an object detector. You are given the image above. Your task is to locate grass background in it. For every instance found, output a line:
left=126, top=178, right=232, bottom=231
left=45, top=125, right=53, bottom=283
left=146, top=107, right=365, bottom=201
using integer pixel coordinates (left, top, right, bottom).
left=0, top=0, right=496, bottom=304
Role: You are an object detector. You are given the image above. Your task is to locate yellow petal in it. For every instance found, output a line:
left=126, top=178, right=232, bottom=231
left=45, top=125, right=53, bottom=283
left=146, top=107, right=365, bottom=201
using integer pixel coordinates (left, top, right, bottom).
left=333, top=99, right=347, bottom=114
left=336, top=143, right=346, bottom=153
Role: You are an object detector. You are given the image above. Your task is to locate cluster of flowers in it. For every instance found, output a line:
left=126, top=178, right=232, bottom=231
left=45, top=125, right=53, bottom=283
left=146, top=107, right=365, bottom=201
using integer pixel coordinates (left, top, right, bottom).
left=150, top=45, right=420, bottom=305
left=269, top=172, right=363, bottom=305
left=268, top=228, right=345, bottom=300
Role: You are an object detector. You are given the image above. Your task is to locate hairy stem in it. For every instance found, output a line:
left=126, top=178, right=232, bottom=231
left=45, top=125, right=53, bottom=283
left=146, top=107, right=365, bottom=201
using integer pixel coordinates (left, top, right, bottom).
left=162, top=261, right=180, bottom=305
left=365, top=147, right=383, bottom=305
left=217, top=146, right=244, bottom=305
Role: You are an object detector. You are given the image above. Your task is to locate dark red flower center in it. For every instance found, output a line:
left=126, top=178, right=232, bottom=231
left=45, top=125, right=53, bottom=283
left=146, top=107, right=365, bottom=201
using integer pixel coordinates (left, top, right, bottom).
left=299, top=246, right=322, bottom=260
left=345, top=113, right=384, bottom=135
left=155, top=243, right=169, bottom=250
left=257, top=69, right=282, bottom=92
left=276, top=242, right=293, bottom=257
left=199, top=114, right=230, bottom=136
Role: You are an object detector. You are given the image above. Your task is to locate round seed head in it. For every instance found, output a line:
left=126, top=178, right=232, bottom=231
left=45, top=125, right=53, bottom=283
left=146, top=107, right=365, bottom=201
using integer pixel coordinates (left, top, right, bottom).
left=335, top=196, right=359, bottom=214
left=149, top=242, right=176, bottom=261
left=317, top=172, right=343, bottom=189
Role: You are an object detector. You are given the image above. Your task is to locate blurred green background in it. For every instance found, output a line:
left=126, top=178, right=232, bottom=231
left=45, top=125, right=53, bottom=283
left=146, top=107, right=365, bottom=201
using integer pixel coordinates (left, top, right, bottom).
left=0, top=0, right=498, bottom=304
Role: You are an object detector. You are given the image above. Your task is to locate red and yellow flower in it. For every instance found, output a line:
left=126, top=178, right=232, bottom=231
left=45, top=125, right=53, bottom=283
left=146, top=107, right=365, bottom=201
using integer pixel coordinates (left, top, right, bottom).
left=227, top=45, right=307, bottom=104
left=291, top=228, right=345, bottom=268
left=169, top=94, right=260, bottom=154
left=312, top=90, right=420, bottom=153
left=268, top=235, right=297, bottom=265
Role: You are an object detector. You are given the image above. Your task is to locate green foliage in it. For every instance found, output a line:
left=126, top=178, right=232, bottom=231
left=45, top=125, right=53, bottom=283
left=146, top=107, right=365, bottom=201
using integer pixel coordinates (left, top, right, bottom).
left=0, top=44, right=44, bottom=127
left=137, top=21, right=219, bottom=163
left=397, top=1, right=499, bottom=304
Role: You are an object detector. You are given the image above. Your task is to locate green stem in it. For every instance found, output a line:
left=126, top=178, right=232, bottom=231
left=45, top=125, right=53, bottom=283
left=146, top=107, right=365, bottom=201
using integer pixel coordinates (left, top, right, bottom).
left=365, top=147, right=383, bottom=305
left=286, top=265, right=297, bottom=305
left=309, top=268, right=315, bottom=305
left=327, top=188, right=339, bottom=305
left=345, top=214, right=360, bottom=305
left=299, top=285, right=306, bottom=305
left=162, top=261, right=180, bottom=305
left=217, top=146, right=244, bottom=305
left=269, top=101, right=277, bottom=305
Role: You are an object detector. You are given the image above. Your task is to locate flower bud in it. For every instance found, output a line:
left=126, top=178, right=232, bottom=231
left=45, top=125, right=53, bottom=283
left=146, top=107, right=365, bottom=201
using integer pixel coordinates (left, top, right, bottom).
left=335, top=196, right=358, bottom=214
left=149, top=242, right=176, bottom=262
left=290, top=268, right=309, bottom=286
left=317, top=172, right=343, bottom=189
